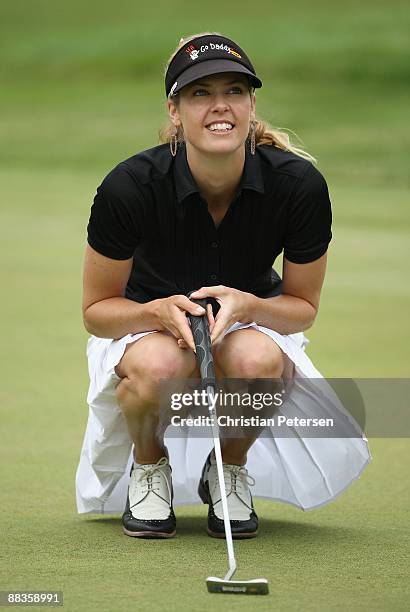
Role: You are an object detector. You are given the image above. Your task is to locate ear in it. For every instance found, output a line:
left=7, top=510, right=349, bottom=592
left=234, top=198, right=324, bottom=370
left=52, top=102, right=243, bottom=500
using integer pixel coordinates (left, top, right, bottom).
left=167, top=98, right=181, bottom=127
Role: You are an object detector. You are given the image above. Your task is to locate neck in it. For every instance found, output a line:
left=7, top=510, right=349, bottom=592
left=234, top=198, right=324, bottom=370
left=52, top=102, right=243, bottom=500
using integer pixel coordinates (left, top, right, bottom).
left=186, top=144, right=245, bottom=207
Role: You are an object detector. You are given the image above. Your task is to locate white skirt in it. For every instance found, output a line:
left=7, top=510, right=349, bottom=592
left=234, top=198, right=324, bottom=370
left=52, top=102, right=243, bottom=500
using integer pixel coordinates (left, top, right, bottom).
left=75, top=322, right=371, bottom=514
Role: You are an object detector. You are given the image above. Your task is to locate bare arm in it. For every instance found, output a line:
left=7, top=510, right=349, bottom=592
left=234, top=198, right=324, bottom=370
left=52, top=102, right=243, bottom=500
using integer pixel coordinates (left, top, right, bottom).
left=82, top=245, right=161, bottom=339
left=82, top=245, right=206, bottom=345
left=247, top=253, right=328, bottom=335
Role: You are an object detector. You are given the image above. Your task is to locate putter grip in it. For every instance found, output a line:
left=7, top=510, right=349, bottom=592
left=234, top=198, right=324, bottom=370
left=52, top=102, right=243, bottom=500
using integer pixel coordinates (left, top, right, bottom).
left=187, top=297, right=216, bottom=388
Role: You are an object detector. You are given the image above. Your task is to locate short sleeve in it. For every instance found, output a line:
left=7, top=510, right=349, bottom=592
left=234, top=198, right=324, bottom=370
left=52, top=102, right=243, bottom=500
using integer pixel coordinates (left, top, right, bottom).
left=87, top=164, right=143, bottom=260
left=283, top=163, right=332, bottom=264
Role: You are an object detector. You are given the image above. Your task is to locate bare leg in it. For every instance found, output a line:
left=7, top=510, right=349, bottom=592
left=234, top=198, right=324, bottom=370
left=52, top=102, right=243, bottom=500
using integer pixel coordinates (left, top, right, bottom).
left=213, top=328, right=294, bottom=465
left=115, top=332, right=199, bottom=464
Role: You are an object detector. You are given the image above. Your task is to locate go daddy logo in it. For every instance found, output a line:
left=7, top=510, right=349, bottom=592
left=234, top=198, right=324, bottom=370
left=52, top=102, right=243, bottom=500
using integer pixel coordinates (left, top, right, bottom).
left=185, top=42, right=242, bottom=61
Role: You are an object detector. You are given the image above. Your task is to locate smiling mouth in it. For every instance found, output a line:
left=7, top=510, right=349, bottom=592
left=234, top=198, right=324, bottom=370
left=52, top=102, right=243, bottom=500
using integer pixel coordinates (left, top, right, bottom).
left=206, top=122, right=235, bottom=133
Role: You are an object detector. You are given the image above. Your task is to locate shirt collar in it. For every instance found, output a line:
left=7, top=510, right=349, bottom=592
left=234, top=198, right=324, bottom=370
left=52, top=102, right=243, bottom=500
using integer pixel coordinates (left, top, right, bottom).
left=173, top=143, right=265, bottom=205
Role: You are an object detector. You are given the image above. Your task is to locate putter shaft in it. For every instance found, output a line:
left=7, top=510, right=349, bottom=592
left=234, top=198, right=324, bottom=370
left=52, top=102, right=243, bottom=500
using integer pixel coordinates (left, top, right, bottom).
left=206, top=385, right=237, bottom=581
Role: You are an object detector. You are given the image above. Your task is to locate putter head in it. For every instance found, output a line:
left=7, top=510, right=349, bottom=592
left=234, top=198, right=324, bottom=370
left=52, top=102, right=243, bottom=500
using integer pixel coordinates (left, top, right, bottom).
left=206, top=577, right=269, bottom=595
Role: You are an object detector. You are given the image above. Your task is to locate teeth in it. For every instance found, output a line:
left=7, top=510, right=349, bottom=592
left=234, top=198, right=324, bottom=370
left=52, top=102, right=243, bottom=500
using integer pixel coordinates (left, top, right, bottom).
left=207, top=122, right=233, bottom=131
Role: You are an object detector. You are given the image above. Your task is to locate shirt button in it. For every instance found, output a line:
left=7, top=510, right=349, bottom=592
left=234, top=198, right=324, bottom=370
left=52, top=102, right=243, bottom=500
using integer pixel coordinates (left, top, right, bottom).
left=210, top=274, right=218, bottom=281
left=210, top=241, right=218, bottom=248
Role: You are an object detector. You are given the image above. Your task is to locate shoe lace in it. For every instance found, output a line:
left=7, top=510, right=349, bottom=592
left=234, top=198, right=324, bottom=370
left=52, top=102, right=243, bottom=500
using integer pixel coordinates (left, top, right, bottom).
left=223, top=464, right=255, bottom=496
left=135, top=457, right=169, bottom=496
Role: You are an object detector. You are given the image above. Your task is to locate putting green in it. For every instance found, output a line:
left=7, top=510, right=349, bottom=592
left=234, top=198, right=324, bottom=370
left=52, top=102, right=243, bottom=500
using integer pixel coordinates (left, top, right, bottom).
left=1, top=439, right=409, bottom=610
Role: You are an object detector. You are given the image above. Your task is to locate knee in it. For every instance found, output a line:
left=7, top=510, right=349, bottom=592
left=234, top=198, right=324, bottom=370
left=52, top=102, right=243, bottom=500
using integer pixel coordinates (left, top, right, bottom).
left=116, top=348, right=196, bottom=406
left=220, top=350, right=284, bottom=379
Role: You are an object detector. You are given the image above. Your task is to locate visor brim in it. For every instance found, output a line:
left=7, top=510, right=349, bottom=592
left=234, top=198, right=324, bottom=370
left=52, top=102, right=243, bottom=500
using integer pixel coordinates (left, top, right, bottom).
left=168, top=59, right=262, bottom=97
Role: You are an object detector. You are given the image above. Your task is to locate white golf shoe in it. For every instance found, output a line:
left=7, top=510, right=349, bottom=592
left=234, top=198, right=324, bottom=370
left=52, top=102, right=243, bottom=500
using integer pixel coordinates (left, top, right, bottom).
left=122, top=457, right=176, bottom=538
left=198, top=450, right=259, bottom=538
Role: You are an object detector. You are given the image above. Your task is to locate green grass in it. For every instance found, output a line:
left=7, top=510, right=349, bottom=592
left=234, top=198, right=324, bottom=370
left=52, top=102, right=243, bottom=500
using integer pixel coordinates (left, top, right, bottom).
left=1, top=0, right=409, bottom=610
left=1, top=440, right=409, bottom=611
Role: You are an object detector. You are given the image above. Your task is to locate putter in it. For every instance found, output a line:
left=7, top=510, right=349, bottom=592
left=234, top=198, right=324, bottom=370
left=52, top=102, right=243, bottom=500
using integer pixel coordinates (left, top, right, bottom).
left=187, top=294, right=269, bottom=596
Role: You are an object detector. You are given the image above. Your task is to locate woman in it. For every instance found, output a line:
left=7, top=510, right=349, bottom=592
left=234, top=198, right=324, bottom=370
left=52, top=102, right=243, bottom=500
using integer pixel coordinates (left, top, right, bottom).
left=76, top=32, right=370, bottom=538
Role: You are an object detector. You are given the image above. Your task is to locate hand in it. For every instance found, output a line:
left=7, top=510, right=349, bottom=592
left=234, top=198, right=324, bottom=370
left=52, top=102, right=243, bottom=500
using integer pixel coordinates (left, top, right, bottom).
left=188, top=285, right=255, bottom=346
left=153, top=295, right=206, bottom=352
left=176, top=302, right=216, bottom=350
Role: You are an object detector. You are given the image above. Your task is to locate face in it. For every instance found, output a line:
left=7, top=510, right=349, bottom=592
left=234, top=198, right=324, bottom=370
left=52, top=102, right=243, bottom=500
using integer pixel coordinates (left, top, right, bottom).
left=168, top=72, right=256, bottom=157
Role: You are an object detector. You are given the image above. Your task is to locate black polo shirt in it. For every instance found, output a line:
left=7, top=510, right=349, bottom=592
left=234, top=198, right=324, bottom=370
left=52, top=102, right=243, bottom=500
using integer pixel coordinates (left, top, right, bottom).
left=87, top=142, right=332, bottom=303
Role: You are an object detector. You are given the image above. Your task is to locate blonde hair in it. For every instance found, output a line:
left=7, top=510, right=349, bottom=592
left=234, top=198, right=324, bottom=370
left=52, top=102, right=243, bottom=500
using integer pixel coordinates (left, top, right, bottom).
left=159, top=32, right=317, bottom=164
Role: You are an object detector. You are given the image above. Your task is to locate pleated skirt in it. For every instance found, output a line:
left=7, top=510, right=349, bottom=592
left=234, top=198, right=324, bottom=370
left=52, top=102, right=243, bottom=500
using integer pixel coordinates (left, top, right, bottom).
left=75, top=322, right=371, bottom=514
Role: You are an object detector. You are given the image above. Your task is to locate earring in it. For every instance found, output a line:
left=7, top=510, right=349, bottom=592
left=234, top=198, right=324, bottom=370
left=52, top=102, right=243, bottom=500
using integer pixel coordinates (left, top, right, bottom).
left=249, top=120, right=256, bottom=155
left=170, top=127, right=178, bottom=157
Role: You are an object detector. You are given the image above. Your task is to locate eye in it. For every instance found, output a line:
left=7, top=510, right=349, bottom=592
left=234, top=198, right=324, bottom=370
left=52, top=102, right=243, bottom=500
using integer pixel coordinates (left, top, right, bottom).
left=193, top=89, right=209, bottom=96
left=228, top=86, right=244, bottom=94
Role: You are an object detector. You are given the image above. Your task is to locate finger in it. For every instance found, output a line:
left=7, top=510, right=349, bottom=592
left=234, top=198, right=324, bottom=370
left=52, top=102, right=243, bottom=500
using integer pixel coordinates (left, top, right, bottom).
left=175, top=295, right=206, bottom=316
left=164, top=312, right=193, bottom=347
left=207, top=303, right=215, bottom=332
left=210, top=312, right=232, bottom=345
left=172, top=309, right=197, bottom=352
left=177, top=338, right=189, bottom=349
left=189, top=286, right=225, bottom=300
left=166, top=323, right=186, bottom=344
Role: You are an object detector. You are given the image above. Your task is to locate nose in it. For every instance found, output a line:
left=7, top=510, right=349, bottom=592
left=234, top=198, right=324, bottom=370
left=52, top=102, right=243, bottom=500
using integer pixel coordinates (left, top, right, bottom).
left=210, top=92, right=229, bottom=112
